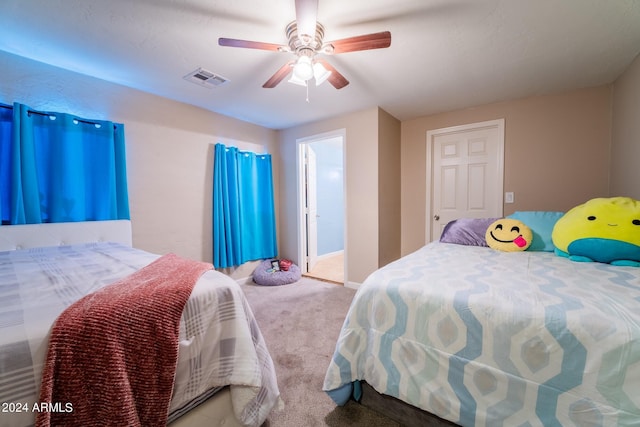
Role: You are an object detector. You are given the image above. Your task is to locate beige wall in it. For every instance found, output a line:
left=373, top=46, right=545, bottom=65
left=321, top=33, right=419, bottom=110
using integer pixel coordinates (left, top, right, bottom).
left=401, top=86, right=612, bottom=255
left=0, top=51, right=279, bottom=277
left=7, top=47, right=633, bottom=283
left=277, top=108, right=381, bottom=285
left=611, top=53, right=640, bottom=199
left=378, top=108, right=401, bottom=267
left=2, top=50, right=400, bottom=284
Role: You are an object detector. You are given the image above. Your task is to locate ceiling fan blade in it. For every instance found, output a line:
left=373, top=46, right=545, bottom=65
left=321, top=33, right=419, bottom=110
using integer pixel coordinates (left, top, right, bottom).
left=324, top=31, right=391, bottom=54
left=219, top=37, right=286, bottom=52
left=295, top=0, right=318, bottom=38
left=315, top=59, right=349, bottom=89
left=263, top=61, right=295, bottom=88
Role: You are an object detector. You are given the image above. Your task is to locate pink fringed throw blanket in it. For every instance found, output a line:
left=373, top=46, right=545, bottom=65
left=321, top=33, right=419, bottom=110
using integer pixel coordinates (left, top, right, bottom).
left=36, top=254, right=212, bottom=427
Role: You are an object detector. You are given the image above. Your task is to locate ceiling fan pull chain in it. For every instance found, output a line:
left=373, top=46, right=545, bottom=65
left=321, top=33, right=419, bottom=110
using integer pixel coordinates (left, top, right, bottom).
left=306, top=82, right=310, bottom=103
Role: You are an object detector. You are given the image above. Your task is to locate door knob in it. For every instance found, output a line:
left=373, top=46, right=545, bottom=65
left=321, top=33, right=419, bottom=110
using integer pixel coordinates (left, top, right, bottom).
left=434, top=215, right=440, bottom=221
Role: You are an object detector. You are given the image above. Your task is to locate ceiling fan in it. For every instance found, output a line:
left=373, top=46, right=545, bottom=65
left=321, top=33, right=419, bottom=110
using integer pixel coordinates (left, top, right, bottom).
left=218, top=0, right=391, bottom=89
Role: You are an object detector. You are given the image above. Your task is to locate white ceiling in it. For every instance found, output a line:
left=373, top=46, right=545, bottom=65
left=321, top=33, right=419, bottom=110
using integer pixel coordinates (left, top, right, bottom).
left=1, top=0, right=639, bottom=130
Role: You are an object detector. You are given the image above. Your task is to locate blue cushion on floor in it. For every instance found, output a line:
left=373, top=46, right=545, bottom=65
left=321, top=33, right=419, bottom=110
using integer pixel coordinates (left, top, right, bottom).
left=253, top=259, right=301, bottom=286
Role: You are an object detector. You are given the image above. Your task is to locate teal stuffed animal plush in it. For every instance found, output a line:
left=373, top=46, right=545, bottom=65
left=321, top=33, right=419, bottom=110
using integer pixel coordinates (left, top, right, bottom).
left=551, top=197, right=640, bottom=267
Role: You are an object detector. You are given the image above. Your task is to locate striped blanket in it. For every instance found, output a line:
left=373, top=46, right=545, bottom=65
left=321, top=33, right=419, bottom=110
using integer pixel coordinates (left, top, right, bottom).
left=36, top=254, right=212, bottom=427
left=0, top=243, right=281, bottom=427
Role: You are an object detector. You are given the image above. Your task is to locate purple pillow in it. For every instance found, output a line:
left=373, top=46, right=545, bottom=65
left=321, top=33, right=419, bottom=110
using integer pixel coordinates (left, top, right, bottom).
left=439, top=218, right=500, bottom=247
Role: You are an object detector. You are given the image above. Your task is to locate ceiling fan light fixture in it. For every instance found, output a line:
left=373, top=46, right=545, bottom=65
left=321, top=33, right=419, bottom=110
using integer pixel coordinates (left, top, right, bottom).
left=293, top=55, right=314, bottom=81
left=313, top=62, right=331, bottom=86
left=219, top=0, right=391, bottom=91
left=287, top=72, right=308, bottom=87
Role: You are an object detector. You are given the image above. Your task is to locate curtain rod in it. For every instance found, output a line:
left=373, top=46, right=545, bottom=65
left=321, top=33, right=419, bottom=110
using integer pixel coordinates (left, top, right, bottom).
left=0, top=103, right=118, bottom=129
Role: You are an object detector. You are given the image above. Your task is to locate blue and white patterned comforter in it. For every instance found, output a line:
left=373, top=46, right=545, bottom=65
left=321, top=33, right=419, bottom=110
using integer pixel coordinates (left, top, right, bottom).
left=323, top=242, right=640, bottom=426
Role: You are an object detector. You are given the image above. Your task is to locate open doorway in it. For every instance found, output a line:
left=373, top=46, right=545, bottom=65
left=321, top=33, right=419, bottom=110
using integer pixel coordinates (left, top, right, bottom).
left=296, top=130, right=345, bottom=284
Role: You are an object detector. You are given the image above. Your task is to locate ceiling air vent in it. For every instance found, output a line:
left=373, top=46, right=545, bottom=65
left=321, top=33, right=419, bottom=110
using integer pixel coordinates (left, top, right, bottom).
left=183, top=67, right=229, bottom=88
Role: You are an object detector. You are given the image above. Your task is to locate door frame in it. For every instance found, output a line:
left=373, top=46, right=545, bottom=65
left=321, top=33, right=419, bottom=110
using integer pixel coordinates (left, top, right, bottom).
left=305, top=144, right=318, bottom=271
left=425, top=119, right=505, bottom=243
left=296, top=129, right=347, bottom=280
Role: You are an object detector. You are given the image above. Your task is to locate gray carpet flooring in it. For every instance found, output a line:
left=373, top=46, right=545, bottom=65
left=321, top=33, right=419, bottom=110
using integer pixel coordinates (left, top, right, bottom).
left=241, top=277, right=401, bottom=427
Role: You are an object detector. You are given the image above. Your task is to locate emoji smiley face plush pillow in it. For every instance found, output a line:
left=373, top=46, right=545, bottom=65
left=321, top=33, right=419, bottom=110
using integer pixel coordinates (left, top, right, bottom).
left=485, top=218, right=533, bottom=252
left=551, top=197, right=640, bottom=266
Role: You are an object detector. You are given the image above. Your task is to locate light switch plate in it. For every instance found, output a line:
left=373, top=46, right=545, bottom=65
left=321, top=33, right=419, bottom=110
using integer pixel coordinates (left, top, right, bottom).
left=505, top=192, right=514, bottom=203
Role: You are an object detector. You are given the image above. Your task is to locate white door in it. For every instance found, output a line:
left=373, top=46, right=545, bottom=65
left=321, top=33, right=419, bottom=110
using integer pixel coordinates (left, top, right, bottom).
left=306, top=145, right=318, bottom=271
left=426, top=119, right=504, bottom=242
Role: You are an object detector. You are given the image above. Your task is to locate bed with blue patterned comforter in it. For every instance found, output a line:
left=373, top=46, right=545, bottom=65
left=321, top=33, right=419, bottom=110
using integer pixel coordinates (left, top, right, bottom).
left=323, top=242, right=640, bottom=426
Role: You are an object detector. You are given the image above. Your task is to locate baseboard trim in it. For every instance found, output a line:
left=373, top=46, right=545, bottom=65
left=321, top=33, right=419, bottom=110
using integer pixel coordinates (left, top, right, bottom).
left=236, top=276, right=253, bottom=286
left=317, top=249, right=344, bottom=261
left=345, top=281, right=360, bottom=290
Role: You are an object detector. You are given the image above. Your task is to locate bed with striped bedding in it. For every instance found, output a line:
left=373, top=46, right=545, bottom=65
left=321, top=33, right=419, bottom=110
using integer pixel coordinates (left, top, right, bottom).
left=0, top=242, right=280, bottom=427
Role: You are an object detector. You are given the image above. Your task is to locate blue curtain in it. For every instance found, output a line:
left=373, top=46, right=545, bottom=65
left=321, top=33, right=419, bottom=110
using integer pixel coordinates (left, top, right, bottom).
left=213, top=143, right=277, bottom=268
left=0, top=102, right=130, bottom=225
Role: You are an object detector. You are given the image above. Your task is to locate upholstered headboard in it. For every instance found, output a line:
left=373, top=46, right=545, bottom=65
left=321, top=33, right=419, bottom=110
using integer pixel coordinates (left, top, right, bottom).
left=0, top=220, right=132, bottom=251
